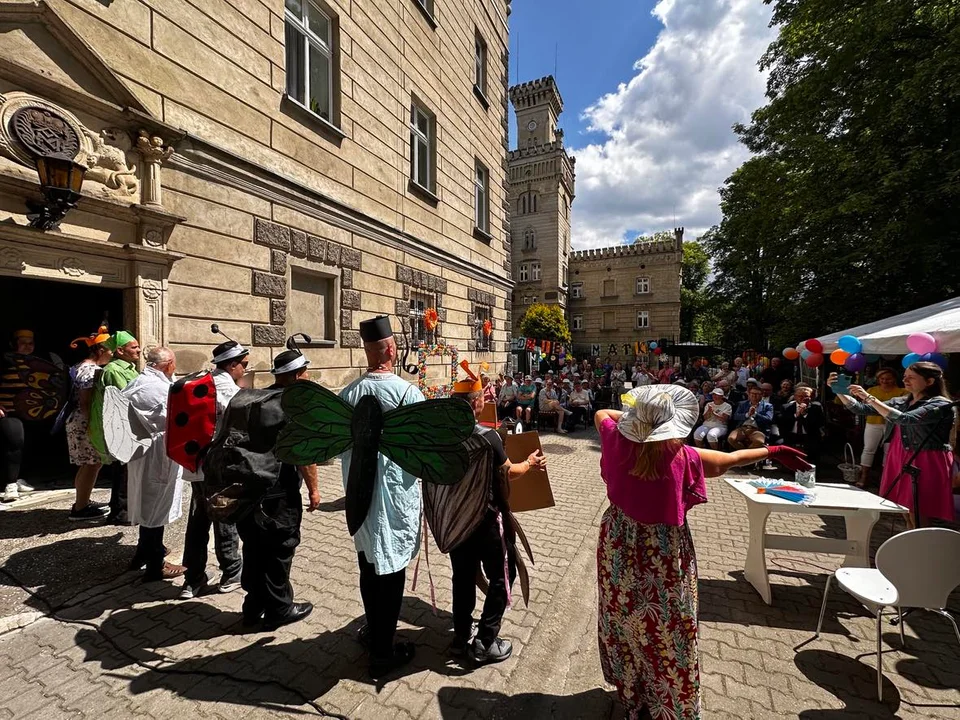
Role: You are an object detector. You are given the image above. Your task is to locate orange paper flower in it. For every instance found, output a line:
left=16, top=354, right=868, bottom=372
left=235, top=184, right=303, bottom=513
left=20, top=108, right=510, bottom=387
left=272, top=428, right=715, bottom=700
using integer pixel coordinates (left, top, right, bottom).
left=423, top=308, right=439, bottom=331
left=482, top=319, right=493, bottom=336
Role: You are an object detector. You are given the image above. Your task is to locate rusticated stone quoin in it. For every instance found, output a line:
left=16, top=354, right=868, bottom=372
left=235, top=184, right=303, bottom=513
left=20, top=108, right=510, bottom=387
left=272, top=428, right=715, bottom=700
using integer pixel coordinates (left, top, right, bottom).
left=290, top=230, right=307, bottom=257
left=253, top=324, right=286, bottom=346
left=395, top=299, right=408, bottom=317
left=307, top=235, right=326, bottom=261
left=340, top=309, right=352, bottom=331
left=270, top=299, right=286, bottom=325
left=254, top=218, right=290, bottom=250
left=270, top=249, right=288, bottom=275
left=324, top=242, right=342, bottom=266
left=396, top=265, right=413, bottom=285
left=340, top=247, right=361, bottom=270
left=341, top=268, right=353, bottom=289
left=341, top=330, right=361, bottom=348
left=252, top=270, right=285, bottom=298
left=341, top=288, right=361, bottom=310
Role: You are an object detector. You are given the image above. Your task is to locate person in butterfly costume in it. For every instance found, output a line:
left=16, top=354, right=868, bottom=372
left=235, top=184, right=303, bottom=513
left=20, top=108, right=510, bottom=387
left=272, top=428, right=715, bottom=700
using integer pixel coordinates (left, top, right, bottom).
left=425, top=362, right=546, bottom=665
left=275, top=315, right=474, bottom=679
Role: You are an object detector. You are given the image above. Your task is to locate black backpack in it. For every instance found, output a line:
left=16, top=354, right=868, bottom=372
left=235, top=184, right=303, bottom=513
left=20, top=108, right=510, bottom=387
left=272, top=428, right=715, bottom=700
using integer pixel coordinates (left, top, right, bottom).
left=202, top=388, right=286, bottom=524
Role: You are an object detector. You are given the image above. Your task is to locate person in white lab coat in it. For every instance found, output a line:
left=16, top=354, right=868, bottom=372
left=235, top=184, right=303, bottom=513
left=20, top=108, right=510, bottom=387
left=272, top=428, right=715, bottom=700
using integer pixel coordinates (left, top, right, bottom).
left=125, top=347, right=186, bottom=582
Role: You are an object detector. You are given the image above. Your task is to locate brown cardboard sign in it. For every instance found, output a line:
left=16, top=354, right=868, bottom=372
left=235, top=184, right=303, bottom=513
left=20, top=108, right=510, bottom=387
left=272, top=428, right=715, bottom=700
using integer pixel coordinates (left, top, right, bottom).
left=479, top=401, right=498, bottom=425
left=504, top=430, right=555, bottom=512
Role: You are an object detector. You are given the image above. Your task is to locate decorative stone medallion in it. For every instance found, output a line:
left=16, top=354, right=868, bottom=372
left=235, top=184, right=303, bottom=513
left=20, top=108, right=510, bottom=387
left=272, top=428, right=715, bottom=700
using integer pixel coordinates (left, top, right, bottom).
left=10, top=106, right=80, bottom=160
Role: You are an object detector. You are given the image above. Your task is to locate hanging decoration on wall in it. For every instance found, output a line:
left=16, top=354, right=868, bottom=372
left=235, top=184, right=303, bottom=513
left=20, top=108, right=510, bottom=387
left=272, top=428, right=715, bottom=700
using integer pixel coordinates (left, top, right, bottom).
left=482, top=319, right=493, bottom=337
left=396, top=316, right=422, bottom=377
left=416, top=342, right=459, bottom=400
left=590, top=344, right=601, bottom=357
left=423, top=307, right=439, bottom=332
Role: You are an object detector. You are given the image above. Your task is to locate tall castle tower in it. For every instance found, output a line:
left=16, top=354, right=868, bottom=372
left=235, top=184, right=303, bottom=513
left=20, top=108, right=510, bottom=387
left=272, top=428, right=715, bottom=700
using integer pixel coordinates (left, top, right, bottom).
left=507, top=76, right=576, bottom=337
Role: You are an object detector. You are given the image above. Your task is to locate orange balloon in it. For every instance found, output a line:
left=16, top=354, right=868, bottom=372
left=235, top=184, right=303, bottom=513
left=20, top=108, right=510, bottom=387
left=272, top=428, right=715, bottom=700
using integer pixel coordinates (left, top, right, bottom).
left=830, top=349, right=850, bottom=365
left=783, top=348, right=800, bottom=361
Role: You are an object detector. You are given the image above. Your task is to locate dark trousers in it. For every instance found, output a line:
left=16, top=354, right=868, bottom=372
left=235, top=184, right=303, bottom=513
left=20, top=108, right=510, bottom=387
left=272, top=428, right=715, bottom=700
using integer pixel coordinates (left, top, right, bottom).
left=565, top=406, right=587, bottom=431
left=236, top=493, right=302, bottom=620
left=450, top=512, right=516, bottom=646
left=182, top=481, right=242, bottom=586
left=0, top=415, right=24, bottom=486
left=497, top=401, right=518, bottom=420
left=357, top=551, right=406, bottom=657
left=107, top=463, right=129, bottom=520
left=137, top=525, right=166, bottom=576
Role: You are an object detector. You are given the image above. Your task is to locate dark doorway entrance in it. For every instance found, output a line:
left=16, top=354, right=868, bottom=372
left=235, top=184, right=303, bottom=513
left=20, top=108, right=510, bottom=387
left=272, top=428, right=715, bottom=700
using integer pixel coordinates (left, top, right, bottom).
left=0, top=276, right=124, bottom=483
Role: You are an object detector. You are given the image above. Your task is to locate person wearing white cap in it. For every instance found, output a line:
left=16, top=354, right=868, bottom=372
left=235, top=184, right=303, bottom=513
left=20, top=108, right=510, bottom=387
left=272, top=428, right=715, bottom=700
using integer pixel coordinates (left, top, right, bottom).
left=693, top=388, right=732, bottom=449
left=592, top=387, right=812, bottom=719
left=179, top=336, right=248, bottom=600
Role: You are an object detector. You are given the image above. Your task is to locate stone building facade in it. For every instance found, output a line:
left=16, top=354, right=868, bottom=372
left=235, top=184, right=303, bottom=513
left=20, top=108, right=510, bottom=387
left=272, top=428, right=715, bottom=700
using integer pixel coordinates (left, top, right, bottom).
left=0, top=0, right=512, bottom=389
left=507, top=76, right=575, bottom=334
left=568, top=231, right=683, bottom=360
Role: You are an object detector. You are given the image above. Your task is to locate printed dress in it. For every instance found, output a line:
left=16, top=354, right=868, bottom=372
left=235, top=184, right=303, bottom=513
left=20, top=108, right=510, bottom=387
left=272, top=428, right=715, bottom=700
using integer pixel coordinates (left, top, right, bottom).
left=65, top=362, right=101, bottom=466
left=597, top=504, right=701, bottom=719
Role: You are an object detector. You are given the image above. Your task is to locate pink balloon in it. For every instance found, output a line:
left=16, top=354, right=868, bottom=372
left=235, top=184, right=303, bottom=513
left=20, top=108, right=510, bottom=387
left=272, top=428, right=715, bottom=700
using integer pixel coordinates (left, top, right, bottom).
left=906, top=332, right=937, bottom=355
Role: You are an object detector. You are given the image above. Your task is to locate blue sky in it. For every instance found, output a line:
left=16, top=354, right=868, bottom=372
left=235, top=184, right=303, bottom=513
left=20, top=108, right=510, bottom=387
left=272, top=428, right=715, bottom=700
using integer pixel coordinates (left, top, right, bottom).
left=508, top=0, right=777, bottom=249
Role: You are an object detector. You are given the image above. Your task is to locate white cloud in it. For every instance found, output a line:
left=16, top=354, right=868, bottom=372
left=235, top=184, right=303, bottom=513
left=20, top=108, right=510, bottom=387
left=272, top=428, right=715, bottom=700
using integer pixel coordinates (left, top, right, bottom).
left=569, top=0, right=776, bottom=249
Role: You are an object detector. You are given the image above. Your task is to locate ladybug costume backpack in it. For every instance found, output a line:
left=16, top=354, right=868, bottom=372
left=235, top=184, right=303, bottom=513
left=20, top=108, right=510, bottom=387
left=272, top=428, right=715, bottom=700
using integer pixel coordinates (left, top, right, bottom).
left=166, top=371, right=217, bottom=473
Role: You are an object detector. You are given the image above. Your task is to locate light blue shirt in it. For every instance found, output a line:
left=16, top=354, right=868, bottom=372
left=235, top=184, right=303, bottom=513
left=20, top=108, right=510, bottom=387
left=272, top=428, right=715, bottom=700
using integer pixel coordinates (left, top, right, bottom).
left=340, top=372, right=425, bottom=575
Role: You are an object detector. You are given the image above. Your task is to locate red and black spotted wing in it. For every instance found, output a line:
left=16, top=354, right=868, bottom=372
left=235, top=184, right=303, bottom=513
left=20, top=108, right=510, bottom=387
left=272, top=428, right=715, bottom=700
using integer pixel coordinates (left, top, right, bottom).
left=166, top=371, right=216, bottom=472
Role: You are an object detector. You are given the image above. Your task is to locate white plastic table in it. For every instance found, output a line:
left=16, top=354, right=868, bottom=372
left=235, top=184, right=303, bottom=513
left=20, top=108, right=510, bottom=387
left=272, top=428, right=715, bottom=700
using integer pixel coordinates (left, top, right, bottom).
left=724, top=479, right=908, bottom=604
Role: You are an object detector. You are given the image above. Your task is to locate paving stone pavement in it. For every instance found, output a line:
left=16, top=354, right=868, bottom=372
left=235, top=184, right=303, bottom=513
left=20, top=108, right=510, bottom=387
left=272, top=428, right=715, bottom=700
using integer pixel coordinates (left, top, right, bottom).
left=1, top=430, right=959, bottom=719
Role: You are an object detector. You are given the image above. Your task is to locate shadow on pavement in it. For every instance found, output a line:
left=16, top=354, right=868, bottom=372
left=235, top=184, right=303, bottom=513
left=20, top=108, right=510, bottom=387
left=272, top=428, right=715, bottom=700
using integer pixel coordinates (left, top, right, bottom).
left=794, top=648, right=903, bottom=718
left=316, top=496, right=346, bottom=513
left=72, top=596, right=471, bottom=713
left=436, top=686, right=624, bottom=720
left=0, top=507, right=108, bottom=540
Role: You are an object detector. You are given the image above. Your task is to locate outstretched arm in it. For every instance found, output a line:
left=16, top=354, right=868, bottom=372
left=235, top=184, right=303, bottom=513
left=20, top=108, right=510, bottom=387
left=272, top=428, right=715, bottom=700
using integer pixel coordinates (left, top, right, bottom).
left=692, top=446, right=770, bottom=478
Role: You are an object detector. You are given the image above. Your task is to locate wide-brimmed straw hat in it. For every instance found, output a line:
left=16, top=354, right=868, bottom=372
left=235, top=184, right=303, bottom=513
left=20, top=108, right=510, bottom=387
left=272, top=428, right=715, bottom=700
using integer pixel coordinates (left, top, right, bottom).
left=617, top=385, right=699, bottom=444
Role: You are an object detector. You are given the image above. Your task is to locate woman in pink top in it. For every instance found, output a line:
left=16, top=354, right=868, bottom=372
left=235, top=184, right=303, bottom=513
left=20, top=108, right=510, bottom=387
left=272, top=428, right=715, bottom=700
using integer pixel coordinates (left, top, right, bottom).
left=594, top=385, right=810, bottom=720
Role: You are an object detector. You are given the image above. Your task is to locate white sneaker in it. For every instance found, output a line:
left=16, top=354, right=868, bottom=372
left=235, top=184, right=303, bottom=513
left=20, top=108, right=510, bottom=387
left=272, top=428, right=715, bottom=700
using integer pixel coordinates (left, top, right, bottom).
left=16, top=479, right=34, bottom=493
left=2, top=483, right=18, bottom=502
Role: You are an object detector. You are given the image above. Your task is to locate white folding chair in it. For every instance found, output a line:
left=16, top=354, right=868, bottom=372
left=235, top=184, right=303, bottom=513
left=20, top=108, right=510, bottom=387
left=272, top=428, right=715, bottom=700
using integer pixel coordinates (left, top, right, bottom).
left=815, top=527, right=960, bottom=700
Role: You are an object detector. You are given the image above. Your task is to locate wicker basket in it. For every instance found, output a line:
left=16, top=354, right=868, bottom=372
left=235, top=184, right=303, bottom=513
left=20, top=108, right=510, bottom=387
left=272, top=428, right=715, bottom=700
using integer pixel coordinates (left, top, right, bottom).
left=838, top=443, right=858, bottom=484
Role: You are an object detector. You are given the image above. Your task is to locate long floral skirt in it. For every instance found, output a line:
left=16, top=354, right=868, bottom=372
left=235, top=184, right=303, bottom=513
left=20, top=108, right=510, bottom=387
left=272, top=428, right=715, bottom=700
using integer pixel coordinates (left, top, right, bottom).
left=597, top=504, right=701, bottom=720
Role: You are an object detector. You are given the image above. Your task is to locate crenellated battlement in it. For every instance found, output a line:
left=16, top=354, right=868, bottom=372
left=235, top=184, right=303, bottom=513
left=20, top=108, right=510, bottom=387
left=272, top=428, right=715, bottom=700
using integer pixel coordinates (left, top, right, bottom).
left=509, top=75, right=563, bottom=116
left=570, top=228, right=684, bottom=261
left=507, top=140, right=574, bottom=161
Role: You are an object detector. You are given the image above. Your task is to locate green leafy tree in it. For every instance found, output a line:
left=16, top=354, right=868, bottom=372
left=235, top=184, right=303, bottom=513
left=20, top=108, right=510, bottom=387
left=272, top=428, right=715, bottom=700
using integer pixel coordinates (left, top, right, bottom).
left=518, top=303, right=571, bottom=344
left=680, top=240, right=710, bottom=342
left=712, top=0, right=960, bottom=349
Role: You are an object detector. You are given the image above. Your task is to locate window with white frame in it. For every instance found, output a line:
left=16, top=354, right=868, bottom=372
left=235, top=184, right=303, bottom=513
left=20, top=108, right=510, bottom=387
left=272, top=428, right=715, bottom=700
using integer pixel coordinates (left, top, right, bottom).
left=409, top=289, right=437, bottom=347
left=474, top=160, right=489, bottom=233
left=531, top=261, right=541, bottom=281
left=285, top=0, right=336, bottom=122
left=523, top=228, right=536, bottom=250
left=474, top=305, right=491, bottom=352
left=474, top=31, right=487, bottom=97
left=571, top=282, right=583, bottom=299
left=518, top=263, right=529, bottom=282
left=572, top=315, right=583, bottom=331
left=636, top=276, right=650, bottom=294
left=410, top=100, right=435, bottom=191
left=636, top=310, right=649, bottom=328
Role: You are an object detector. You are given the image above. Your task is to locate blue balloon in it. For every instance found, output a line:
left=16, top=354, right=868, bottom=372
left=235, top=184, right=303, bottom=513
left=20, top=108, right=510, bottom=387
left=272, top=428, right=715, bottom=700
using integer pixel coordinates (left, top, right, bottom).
left=649, top=341, right=657, bottom=350
left=838, top=335, right=862, bottom=354
left=800, top=349, right=812, bottom=360
left=928, top=352, right=948, bottom=368
left=902, top=352, right=922, bottom=368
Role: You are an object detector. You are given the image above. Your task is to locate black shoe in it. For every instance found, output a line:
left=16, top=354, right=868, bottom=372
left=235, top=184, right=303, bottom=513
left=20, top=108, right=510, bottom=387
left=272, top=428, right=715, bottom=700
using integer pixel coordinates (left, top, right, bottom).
left=450, top=634, right=470, bottom=658
left=109, top=512, right=133, bottom=526
left=357, top=624, right=371, bottom=649
left=262, top=602, right=313, bottom=631
left=368, top=641, right=415, bottom=679
left=68, top=503, right=110, bottom=522
left=128, top=554, right=146, bottom=571
left=470, top=637, right=512, bottom=665
left=242, top=611, right=264, bottom=628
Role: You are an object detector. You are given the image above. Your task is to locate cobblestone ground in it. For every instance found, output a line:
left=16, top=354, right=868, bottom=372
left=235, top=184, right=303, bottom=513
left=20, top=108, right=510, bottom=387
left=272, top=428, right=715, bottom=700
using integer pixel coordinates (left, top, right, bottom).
left=1, top=430, right=959, bottom=719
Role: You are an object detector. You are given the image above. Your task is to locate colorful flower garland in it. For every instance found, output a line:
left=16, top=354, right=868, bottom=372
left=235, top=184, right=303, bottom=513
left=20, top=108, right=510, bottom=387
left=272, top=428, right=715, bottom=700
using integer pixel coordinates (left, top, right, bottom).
left=416, top=342, right=458, bottom=399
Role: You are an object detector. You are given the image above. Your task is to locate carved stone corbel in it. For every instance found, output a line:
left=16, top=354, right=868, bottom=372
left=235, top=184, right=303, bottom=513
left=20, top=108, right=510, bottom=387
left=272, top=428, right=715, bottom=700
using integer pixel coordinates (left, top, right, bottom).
left=135, top=130, right=174, bottom=206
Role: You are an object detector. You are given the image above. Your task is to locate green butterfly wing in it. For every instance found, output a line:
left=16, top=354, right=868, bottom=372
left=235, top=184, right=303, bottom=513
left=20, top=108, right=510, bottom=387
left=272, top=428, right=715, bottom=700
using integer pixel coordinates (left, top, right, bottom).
left=380, top=399, right=475, bottom=485
left=275, top=382, right=354, bottom=465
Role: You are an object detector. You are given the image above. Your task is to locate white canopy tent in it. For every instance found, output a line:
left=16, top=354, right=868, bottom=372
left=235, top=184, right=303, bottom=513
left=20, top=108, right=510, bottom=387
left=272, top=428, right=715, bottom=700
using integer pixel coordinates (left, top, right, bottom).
left=816, top=296, right=960, bottom=354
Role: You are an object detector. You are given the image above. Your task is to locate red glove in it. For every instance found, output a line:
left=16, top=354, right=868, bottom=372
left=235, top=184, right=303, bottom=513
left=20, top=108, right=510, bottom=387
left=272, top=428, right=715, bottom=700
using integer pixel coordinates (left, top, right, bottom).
left=767, top=445, right=814, bottom=473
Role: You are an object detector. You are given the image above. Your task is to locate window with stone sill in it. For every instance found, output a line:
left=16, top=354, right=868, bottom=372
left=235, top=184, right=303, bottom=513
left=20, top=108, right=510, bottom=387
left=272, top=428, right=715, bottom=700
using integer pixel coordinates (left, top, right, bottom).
left=414, top=0, right=436, bottom=25
left=636, top=310, right=649, bottom=329
left=410, top=100, right=436, bottom=194
left=474, top=31, right=488, bottom=100
left=475, top=160, right=489, bottom=233
left=285, top=0, right=337, bottom=125
left=636, top=276, right=650, bottom=294
left=602, top=278, right=616, bottom=297
left=531, top=261, right=541, bottom=281
left=518, top=191, right=537, bottom=215
left=522, top=227, right=536, bottom=250
left=518, top=263, right=529, bottom=282
left=409, top=289, right=437, bottom=347
left=474, top=305, right=492, bottom=352
left=572, top=314, right=583, bottom=331
left=289, top=267, right=335, bottom=342
left=602, top=310, right=616, bottom=330
left=571, top=282, right=583, bottom=299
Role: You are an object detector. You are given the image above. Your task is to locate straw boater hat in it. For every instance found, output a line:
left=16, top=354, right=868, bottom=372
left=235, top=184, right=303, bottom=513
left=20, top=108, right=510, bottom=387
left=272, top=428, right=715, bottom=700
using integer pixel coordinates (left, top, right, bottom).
left=617, top=385, right=699, bottom=444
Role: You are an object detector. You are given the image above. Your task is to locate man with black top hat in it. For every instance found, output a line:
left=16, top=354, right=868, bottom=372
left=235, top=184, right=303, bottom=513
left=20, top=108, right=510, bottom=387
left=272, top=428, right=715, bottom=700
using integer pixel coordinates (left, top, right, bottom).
left=342, top=315, right=424, bottom=678
left=236, top=341, right=319, bottom=629
left=179, top=339, right=246, bottom=600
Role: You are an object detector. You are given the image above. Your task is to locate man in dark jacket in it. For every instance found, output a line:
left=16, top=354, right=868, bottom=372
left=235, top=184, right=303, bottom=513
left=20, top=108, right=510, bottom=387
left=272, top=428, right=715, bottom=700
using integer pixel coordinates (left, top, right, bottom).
left=779, top=383, right=825, bottom=467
